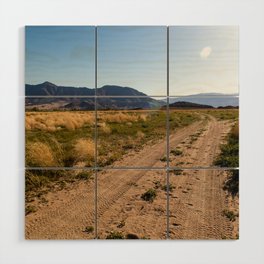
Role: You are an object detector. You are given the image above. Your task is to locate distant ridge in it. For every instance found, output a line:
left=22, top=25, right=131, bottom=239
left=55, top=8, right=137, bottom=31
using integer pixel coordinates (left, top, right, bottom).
left=168, top=93, right=239, bottom=107
left=25, top=82, right=239, bottom=110
left=169, top=101, right=214, bottom=109
left=26, top=82, right=94, bottom=96
left=25, top=82, right=147, bottom=97
left=25, top=82, right=164, bottom=110
left=182, top=92, right=239, bottom=97
left=217, top=105, right=239, bottom=109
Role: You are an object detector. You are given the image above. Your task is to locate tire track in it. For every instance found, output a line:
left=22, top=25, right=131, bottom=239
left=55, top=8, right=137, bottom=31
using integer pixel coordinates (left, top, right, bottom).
left=26, top=115, right=235, bottom=239
left=169, top=116, right=235, bottom=239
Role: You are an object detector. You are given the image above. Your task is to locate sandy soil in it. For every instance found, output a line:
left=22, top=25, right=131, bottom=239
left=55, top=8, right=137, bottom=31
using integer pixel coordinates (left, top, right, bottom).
left=97, top=169, right=167, bottom=239
left=25, top=114, right=239, bottom=239
left=25, top=179, right=96, bottom=239
left=168, top=115, right=239, bottom=239
left=169, top=170, right=238, bottom=239
left=169, top=115, right=232, bottom=167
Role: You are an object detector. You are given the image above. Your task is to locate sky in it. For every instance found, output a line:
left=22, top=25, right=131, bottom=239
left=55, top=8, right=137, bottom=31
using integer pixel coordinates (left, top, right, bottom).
left=25, top=26, right=95, bottom=87
left=25, top=26, right=238, bottom=96
left=169, top=26, right=239, bottom=95
left=97, top=26, right=167, bottom=95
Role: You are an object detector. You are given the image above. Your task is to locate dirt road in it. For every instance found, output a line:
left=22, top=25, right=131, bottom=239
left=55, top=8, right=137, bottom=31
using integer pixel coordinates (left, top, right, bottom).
left=25, top=115, right=238, bottom=239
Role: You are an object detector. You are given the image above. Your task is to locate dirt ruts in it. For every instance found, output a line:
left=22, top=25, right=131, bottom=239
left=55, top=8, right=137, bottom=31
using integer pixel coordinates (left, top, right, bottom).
left=25, top=115, right=237, bottom=239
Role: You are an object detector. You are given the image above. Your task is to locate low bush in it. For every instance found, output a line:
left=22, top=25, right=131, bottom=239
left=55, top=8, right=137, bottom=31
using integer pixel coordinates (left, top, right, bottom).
left=141, top=189, right=157, bottom=202
left=106, top=231, right=124, bottom=239
left=214, top=123, right=239, bottom=167
left=160, top=156, right=167, bottom=162
left=173, top=170, right=183, bottom=176
left=170, top=149, right=183, bottom=156
left=214, top=123, right=239, bottom=196
left=25, top=205, right=37, bottom=215
left=223, top=170, right=239, bottom=197
left=84, top=226, right=94, bottom=234
left=162, top=184, right=175, bottom=192
left=222, top=209, right=238, bottom=222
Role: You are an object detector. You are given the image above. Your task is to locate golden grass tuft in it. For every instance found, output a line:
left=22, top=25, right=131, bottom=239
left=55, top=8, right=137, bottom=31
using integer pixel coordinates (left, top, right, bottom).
left=139, top=113, right=148, bottom=121
left=26, top=112, right=94, bottom=131
left=26, top=111, right=150, bottom=131
left=73, top=138, right=95, bottom=164
left=99, top=111, right=149, bottom=123
left=99, top=122, right=112, bottom=134
left=26, top=142, right=57, bottom=167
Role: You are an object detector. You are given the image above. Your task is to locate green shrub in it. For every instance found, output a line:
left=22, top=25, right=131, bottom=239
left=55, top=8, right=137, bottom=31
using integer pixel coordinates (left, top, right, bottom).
left=141, top=189, right=157, bottom=202
left=106, top=231, right=124, bottom=239
left=214, top=123, right=239, bottom=167
left=25, top=205, right=37, bottom=215
left=160, top=156, right=167, bottom=162
left=162, top=184, right=175, bottom=192
left=223, top=170, right=239, bottom=197
left=170, top=149, right=183, bottom=156
left=222, top=209, right=238, bottom=222
left=173, top=170, right=183, bottom=176
left=84, top=226, right=94, bottom=233
left=214, top=123, right=239, bottom=196
left=76, top=172, right=91, bottom=180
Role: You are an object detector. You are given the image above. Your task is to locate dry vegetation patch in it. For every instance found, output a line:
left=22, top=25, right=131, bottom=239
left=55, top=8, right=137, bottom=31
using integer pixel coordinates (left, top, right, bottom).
left=99, top=111, right=149, bottom=123
left=73, top=138, right=95, bottom=165
left=26, top=142, right=59, bottom=167
left=26, top=111, right=94, bottom=131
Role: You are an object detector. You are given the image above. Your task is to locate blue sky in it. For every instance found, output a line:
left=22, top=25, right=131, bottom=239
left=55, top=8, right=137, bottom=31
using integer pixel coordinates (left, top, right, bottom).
left=97, top=26, right=167, bottom=95
left=25, top=26, right=95, bottom=87
left=26, top=26, right=238, bottom=96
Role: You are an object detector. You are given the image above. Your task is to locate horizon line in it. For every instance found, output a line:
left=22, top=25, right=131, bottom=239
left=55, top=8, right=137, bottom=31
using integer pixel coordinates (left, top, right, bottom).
left=25, top=81, right=239, bottom=97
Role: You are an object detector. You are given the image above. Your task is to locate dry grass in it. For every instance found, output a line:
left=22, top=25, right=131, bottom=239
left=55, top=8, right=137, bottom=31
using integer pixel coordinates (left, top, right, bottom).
left=99, top=111, right=149, bottom=123
left=26, top=111, right=148, bottom=132
left=26, top=112, right=94, bottom=131
left=99, top=122, right=112, bottom=134
left=73, top=138, right=95, bottom=164
left=231, top=123, right=239, bottom=138
left=26, top=142, right=58, bottom=167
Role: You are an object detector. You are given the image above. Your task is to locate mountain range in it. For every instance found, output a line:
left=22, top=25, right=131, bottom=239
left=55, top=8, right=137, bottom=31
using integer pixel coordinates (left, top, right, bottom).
left=25, top=82, right=239, bottom=110
left=168, top=101, right=214, bottom=109
left=26, top=81, right=147, bottom=96
left=25, top=82, right=163, bottom=110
